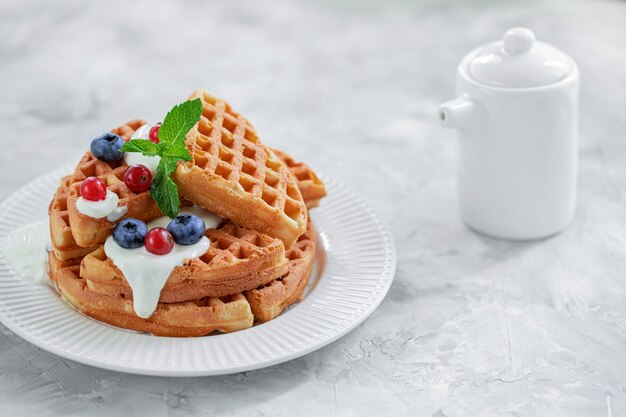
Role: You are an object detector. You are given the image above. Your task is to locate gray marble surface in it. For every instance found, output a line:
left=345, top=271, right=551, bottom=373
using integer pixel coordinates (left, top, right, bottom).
left=1, top=0, right=625, bottom=415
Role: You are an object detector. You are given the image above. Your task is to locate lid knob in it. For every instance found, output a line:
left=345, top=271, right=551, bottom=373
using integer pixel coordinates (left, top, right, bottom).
left=503, top=27, right=535, bottom=55
left=467, top=27, right=574, bottom=88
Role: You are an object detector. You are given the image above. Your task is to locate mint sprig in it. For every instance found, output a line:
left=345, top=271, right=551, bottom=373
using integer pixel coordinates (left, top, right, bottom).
left=120, top=98, right=202, bottom=218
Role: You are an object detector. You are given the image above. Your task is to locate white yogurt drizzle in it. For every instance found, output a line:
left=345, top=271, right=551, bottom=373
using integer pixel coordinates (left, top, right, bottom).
left=0, top=221, right=50, bottom=285
left=124, top=124, right=161, bottom=174
left=104, top=207, right=222, bottom=318
left=76, top=191, right=128, bottom=222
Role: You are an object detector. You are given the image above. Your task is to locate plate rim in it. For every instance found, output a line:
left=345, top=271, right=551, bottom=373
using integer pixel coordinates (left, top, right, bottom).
left=0, top=166, right=396, bottom=377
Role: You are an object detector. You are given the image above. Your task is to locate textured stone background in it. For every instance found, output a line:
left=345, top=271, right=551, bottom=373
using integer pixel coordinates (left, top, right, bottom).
left=1, top=0, right=625, bottom=415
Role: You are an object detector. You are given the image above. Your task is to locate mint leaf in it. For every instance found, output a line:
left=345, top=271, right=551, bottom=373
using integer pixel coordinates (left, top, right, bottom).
left=150, top=157, right=180, bottom=218
left=161, top=146, right=191, bottom=161
left=140, top=98, right=202, bottom=218
left=158, top=98, right=202, bottom=147
left=120, top=140, right=160, bottom=156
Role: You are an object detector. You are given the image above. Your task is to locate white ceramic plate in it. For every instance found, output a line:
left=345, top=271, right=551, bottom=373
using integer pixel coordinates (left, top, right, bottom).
left=0, top=167, right=396, bottom=376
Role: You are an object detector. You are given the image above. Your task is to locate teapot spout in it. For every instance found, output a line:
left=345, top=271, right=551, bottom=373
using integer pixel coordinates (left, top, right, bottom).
left=438, top=95, right=477, bottom=129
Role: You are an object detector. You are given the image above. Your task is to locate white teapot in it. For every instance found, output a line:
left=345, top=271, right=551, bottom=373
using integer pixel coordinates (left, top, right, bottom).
left=439, top=27, right=579, bottom=240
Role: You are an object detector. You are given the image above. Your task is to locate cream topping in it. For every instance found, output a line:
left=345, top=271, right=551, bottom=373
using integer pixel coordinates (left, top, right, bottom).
left=103, top=207, right=221, bottom=318
left=76, top=191, right=127, bottom=222
left=124, top=124, right=161, bottom=173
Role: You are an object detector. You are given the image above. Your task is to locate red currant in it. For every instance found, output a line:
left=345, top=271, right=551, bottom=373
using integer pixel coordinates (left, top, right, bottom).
left=144, top=227, right=174, bottom=255
left=124, top=164, right=152, bottom=193
left=149, top=124, right=161, bottom=144
left=80, top=177, right=107, bottom=201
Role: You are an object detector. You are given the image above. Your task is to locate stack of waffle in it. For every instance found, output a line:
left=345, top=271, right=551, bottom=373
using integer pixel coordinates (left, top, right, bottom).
left=48, top=90, right=326, bottom=337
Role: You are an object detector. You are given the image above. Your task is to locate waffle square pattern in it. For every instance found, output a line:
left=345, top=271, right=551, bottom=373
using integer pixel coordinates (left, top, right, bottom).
left=173, top=90, right=308, bottom=248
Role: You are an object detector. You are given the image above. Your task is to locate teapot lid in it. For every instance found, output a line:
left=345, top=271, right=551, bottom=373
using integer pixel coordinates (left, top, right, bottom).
left=467, top=27, right=573, bottom=88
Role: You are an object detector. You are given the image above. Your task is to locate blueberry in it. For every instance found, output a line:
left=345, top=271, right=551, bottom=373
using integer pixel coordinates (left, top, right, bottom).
left=90, top=132, right=125, bottom=162
left=167, top=214, right=206, bottom=245
left=113, top=218, right=147, bottom=249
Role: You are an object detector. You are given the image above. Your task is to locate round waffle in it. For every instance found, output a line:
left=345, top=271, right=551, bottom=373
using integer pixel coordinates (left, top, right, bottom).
left=80, top=223, right=288, bottom=301
left=49, top=175, right=100, bottom=260
left=245, top=221, right=317, bottom=322
left=49, top=221, right=317, bottom=337
left=54, top=263, right=254, bottom=337
left=65, top=119, right=166, bottom=248
left=272, top=149, right=326, bottom=209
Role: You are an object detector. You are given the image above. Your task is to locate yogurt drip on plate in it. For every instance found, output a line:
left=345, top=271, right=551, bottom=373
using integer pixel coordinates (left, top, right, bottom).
left=76, top=191, right=127, bottom=222
left=0, top=220, right=50, bottom=285
left=124, top=124, right=161, bottom=173
left=104, top=208, right=221, bottom=318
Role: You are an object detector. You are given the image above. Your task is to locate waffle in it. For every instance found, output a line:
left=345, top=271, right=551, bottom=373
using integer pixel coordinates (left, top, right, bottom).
left=48, top=220, right=317, bottom=336
left=55, top=146, right=322, bottom=261
left=66, top=119, right=167, bottom=247
left=49, top=175, right=99, bottom=260
left=47, top=251, right=82, bottom=284
left=80, top=223, right=288, bottom=302
left=172, top=90, right=308, bottom=248
left=52, top=261, right=254, bottom=337
left=246, top=221, right=317, bottom=322
left=273, top=149, right=326, bottom=209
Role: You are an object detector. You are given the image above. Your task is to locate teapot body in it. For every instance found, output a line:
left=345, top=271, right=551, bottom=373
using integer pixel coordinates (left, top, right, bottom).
left=443, top=47, right=579, bottom=240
